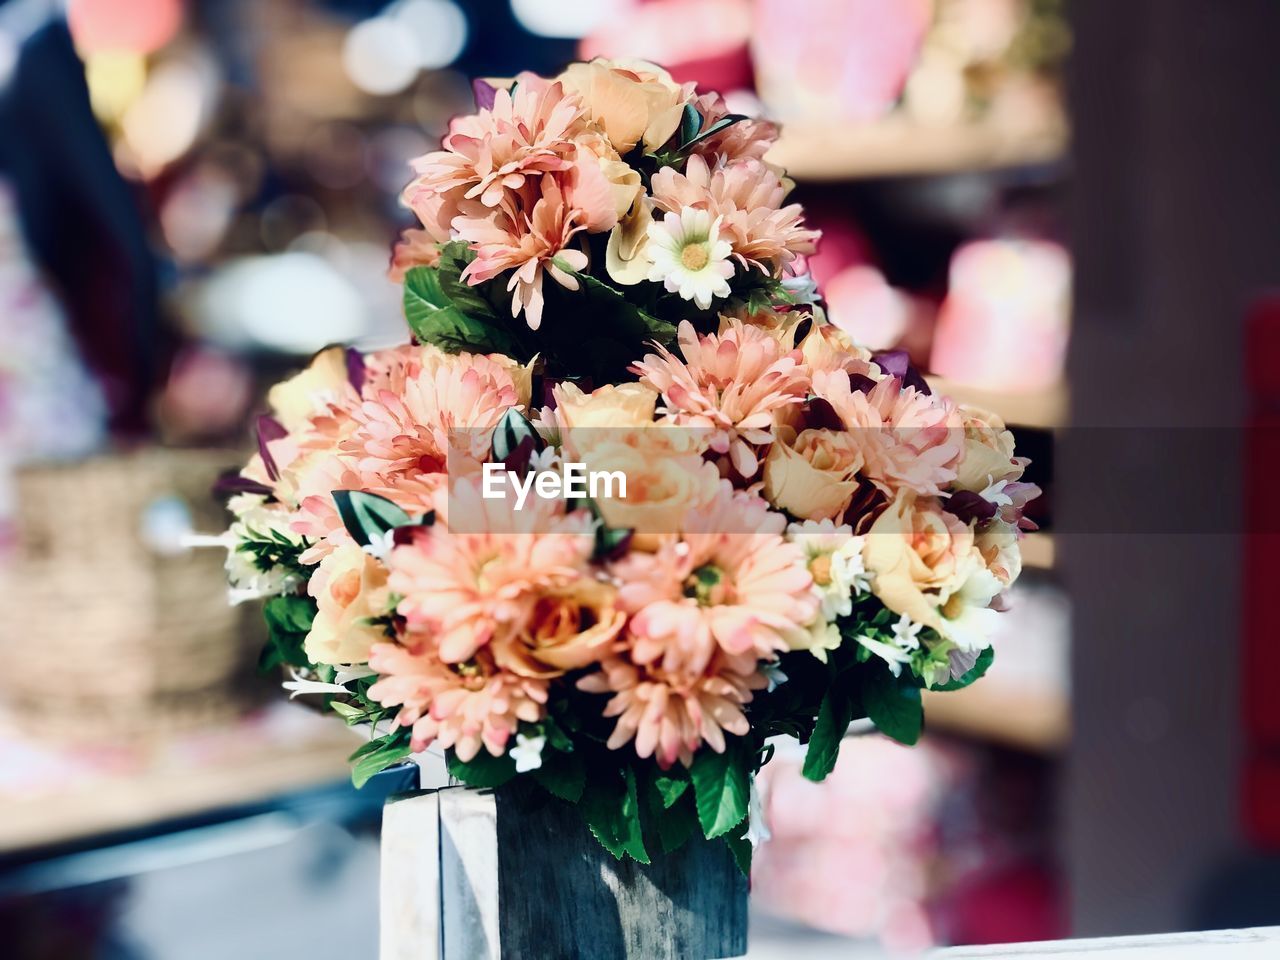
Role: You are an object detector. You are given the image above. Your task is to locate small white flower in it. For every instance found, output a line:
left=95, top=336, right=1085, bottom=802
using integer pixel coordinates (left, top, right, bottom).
left=746, top=774, right=772, bottom=848
left=334, top=664, right=377, bottom=684
left=762, top=661, right=790, bottom=691
left=781, top=272, right=821, bottom=305
left=527, top=445, right=563, bottom=473
left=646, top=208, right=734, bottom=309
left=857, top=634, right=912, bottom=677
left=891, top=613, right=924, bottom=651
left=362, top=527, right=398, bottom=561
left=787, top=521, right=868, bottom=620
left=979, top=476, right=1014, bottom=508
left=281, top=669, right=350, bottom=700
left=509, top=732, right=546, bottom=773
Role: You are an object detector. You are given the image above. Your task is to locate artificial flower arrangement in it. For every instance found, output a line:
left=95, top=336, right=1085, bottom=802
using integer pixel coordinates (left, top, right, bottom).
left=218, top=59, right=1038, bottom=873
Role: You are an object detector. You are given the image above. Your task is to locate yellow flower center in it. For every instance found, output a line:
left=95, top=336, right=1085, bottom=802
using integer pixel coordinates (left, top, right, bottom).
left=810, top=554, right=833, bottom=587
left=680, top=243, right=710, bottom=271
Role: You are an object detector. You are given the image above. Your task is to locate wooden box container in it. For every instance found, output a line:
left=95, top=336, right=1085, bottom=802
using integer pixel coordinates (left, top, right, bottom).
left=380, top=784, right=748, bottom=960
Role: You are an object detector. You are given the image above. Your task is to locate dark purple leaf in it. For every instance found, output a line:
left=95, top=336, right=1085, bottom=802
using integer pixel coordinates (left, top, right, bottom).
left=473, top=78, right=499, bottom=111
left=346, top=348, right=366, bottom=392
left=849, top=373, right=878, bottom=395
left=872, top=350, right=930, bottom=394
left=212, top=471, right=273, bottom=499
left=947, top=490, right=998, bottom=524
left=803, top=396, right=845, bottom=431
left=257, top=414, right=287, bottom=483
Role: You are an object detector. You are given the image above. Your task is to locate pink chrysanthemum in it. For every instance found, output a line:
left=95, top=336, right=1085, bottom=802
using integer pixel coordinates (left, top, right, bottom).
left=632, top=319, right=809, bottom=476
left=456, top=175, right=589, bottom=329
left=342, top=351, right=522, bottom=479
left=650, top=154, right=819, bottom=276
left=388, top=227, right=442, bottom=283
left=368, top=641, right=548, bottom=762
left=687, top=91, right=779, bottom=163
left=812, top=370, right=963, bottom=497
left=609, top=483, right=817, bottom=676
left=401, top=73, right=585, bottom=239
left=578, top=650, right=765, bottom=768
left=387, top=480, right=596, bottom=663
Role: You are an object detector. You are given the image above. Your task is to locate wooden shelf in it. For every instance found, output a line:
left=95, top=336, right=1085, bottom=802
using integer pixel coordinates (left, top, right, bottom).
left=766, top=116, right=1068, bottom=181
left=926, top=375, right=1068, bottom=429
left=923, top=682, right=1069, bottom=754
left=1021, top=532, right=1055, bottom=571
left=0, top=709, right=359, bottom=854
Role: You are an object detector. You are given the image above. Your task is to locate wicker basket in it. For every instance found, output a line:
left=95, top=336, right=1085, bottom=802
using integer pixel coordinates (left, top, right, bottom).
left=0, top=448, right=266, bottom=743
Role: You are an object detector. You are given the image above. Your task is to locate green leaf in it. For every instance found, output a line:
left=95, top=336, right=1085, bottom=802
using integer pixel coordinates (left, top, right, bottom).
left=403, top=265, right=523, bottom=357
left=690, top=743, right=749, bottom=839
left=652, top=791, right=698, bottom=855
left=260, top=594, right=316, bottom=670
left=681, top=114, right=749, bottom=151
left=679, top=102, right=702, bottom=146
left=581, top=767, right=649, bottom=863
left=491, top=407, right=544, bottom=467
left=349, top=735, right=412, bottom=789
left=725, top=829, right=753, bottom=878
left=447, top=748, right=517, bottom=788
left=653, top=770, right=690, bottom=809
left=532, top=750, right=586, bottom=803
left=863, top=669, right=923, bottom=746
left=930, top=647, right=995, bottom=691
left=802, top=685, right=856, bottom=782
left=332, top=490, right=412, bottom=548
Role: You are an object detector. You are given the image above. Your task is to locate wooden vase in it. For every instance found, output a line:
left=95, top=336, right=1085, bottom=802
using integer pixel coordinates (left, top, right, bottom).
left=380, top=781, right=748, bottom=960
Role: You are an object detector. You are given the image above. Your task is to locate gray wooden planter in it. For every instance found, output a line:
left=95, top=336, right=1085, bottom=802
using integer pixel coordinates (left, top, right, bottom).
left=380, top=784, right=748, bottom=960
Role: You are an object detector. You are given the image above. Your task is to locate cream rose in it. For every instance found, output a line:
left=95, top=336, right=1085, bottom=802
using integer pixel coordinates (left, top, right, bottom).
left=558, top=58, right=687, bottom=154
left=494, top=580, right=625, bottom=678
left=862, top=492, right=974, bottom=633
left=554, top=381, right=658, bottom=431
left=304, top=543, right=391, bottom=665
left=763, top=427, right=864, bottom=521
left=267, top=346, right=352, bottom=434
left=955, top=405, right=1024, bottom=492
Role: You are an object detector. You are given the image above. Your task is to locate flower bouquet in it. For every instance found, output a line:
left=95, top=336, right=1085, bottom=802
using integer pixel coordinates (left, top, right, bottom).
left=219, top=59, right=1038, bottom=875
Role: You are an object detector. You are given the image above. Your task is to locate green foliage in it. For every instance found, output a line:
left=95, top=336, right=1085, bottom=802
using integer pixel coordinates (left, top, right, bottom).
left=532, top=749, right=586, bottom=803
left=349, top=730, right=413, bottom=789
left=332, top=489, right=416, bottom=547
left=259, top=594, right=316, bottom=671
left=930, top=647, right=995, bottom=691
left=580, top=765, right=649, bottom=864
left=403, top=260, right=525, bottom=357
left=863, top=669, right=924, bottom=746
left=802, top=683, right=857, bottom=782
left=491, top=407, right=543, bottom=467
left=447, top=748, right=518, bottom=788
left=690, top=739, right=750, bottom=839
left=234, top=527, right=310, bottom=580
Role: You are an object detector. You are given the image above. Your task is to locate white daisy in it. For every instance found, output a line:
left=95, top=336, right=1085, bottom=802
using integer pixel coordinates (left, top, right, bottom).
left=786, top=520, right=869, bottom=620
left=509, top=732, right=546, bottom=773
left=646, top=207, right=734, bottom=309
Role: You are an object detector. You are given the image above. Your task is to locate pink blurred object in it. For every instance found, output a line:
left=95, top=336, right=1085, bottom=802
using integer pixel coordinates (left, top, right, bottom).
left=930, top=239, right=1071, bottom=392
left=68, top=0, right=184, bottom=54
left=751, top=0, right=931, bottom=121
left=581, top=0, right=755, bottom=92
left=826, top=265, right=912, bottom=352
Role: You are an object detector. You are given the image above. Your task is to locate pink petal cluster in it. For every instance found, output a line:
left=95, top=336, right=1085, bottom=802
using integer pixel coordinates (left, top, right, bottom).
left=632, top=319, right=809, bottom=476
left=651, top=154, right=820, bottom=276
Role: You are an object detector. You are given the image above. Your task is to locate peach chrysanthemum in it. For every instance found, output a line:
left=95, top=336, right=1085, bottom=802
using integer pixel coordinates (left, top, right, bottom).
left=456, top=174, right=589, bottom=329
left=609, top=483, right=817, bottom=676
left=401, top=73, right=585, bottom=239
left=650, top=154, right=819, bottom=276
left=387, top=480, right=596, bottom=663
left=388, top=227, right=442, bottom=283
left=368, top=641, right=547, bottom=762
left=631, top=318, right=809, bottom=477
left=686, top=91, right=779, bottom=163
left=812, top=369, right=963, bottom=497
left=578, top=650, right=765, bottom=768
left=342, top=350, right=522, bottom=479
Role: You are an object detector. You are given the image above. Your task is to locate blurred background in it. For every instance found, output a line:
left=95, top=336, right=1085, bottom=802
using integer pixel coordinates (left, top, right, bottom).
left=0, top=0, right=1276, bottom=957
